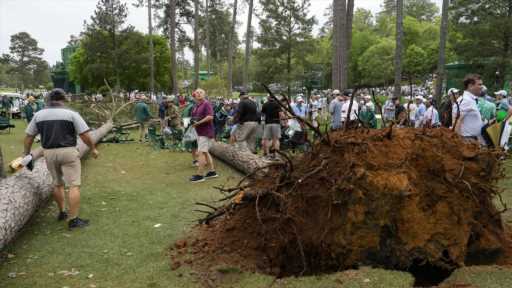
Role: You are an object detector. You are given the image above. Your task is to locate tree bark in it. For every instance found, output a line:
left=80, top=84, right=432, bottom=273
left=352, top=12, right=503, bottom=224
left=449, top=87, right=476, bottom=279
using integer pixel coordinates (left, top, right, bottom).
left=393, top=0, right=404, bottom=99
left=0, top=121, right=113, bottom=249
left=227, top=0, right=238, bottom=98
left=148, top=0, right=155, bottom=96
left=193, top=0, right=200, bottom=90
left=205, top=0, right=210, bottom=78
left=243, top=0, right=254, bottom=91
left=435, top=0, right=450, bottom=104
left=343, top=0, right=354, bottom=88
left=332, top=0, right=347, bottom=90
left=209, top=142, right=269, bottom=175
left=168, top=0, right=178, bottom=95
left=0, top=146, right=5, bottom=179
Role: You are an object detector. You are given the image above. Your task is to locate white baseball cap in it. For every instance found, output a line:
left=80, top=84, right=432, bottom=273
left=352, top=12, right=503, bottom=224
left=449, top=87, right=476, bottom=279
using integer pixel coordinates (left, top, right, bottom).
left=448, top=88, right=460, bottom=95
left=494, top=90, right=508, bottom=97
left=332, top=90, right=341, bottom=95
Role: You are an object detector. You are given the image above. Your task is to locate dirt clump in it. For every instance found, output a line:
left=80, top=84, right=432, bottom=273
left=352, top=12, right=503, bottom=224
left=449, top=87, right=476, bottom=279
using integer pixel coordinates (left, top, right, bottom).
left=171, top=127, right=510, bottom=279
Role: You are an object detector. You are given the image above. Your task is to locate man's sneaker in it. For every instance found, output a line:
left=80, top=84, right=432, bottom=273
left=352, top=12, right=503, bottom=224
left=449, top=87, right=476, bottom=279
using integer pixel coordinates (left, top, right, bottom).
left=192, top=160, right=199, bottom=167
left=190, top=175, right=205, bottom=183
left=57, top=211, right=68, bottom=221
left=204, top=171, right=219, bottom=179
left=68, top=217, right=90, bottom=230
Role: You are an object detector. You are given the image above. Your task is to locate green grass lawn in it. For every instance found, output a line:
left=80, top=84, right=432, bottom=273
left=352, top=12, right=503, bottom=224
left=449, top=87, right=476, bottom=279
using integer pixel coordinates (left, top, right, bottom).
left=1, top=120, right=511, bottom=288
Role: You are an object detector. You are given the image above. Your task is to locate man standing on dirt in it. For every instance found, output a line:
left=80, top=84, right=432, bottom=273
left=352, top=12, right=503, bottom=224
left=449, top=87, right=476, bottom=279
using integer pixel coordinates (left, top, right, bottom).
left=23, top=88, right=99, bottom=229
left=261, top=95, right=284, bottom=159
left=233, top=91, right=260, bottom=153
left=452, top=74, right=484, bottom=143
left=190, top=88, right=218, bottom=183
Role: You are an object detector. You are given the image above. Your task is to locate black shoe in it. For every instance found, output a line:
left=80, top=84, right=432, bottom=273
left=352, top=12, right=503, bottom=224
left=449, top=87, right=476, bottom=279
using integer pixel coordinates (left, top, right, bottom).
left=204, top=171, right=219, bottom=179
left=68, top=217, right=90, bottom=229
left=57, top=211, right=68, bottom=221
left=190, top=175, right=205, bottom=183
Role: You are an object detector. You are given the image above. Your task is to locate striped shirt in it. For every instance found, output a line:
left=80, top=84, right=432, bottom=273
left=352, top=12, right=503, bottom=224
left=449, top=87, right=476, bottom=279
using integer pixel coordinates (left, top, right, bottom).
left=26, top=104, right=90, bottom=149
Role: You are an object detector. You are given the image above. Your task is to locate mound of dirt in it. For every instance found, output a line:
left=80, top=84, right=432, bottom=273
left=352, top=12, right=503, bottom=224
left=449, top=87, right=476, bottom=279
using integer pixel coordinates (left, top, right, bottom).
left=172, top=127, right=511, bottom=281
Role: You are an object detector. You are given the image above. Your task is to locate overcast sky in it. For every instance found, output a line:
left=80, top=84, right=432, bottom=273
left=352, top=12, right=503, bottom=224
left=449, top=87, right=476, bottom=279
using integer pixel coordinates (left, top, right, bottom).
left=0, top=0, right=442, bottom=65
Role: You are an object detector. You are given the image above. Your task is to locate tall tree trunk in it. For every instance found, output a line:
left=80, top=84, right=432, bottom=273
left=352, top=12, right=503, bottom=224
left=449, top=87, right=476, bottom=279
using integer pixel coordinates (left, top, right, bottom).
left=111, top=0, right=120, bottom=92
left=148, top=0, right=155, bottom=97
left=343, top=0, right=354, bottom=89
left=332, top=0, right=347, bottom=90
left=193, top=0, right=200, bottom=90
left=0, top=121, right=113, bottom=249
left=393, top=0, right=404, bottom=99
left=205, top=0, right=210, bottom=78
left=435, top=0, right=450, bottom=104
left=243, top=0, right=254, bottom=91
left=287, top=6, right=292, bottom=97
left=168, top=0, right=178, bottom=94
left=227, top=0, right=238, bottom=97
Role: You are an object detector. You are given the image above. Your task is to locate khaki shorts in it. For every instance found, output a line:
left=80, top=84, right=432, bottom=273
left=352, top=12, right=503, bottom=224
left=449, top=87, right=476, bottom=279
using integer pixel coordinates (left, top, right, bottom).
left=197, top=136, right=213, bottom=153
left=263, top=124, right=281, bottom=140
left=43, top=147, right=81, bottom=187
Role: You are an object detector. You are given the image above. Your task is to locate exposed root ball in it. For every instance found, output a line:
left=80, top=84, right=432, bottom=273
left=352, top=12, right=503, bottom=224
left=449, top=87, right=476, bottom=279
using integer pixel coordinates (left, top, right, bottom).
left=175, top=128, right=510, bottom=278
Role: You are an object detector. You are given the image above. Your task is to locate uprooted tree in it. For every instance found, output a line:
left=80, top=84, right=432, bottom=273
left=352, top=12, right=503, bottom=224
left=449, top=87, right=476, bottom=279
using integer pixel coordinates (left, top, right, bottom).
left=176, top=127, right=510, bottom=279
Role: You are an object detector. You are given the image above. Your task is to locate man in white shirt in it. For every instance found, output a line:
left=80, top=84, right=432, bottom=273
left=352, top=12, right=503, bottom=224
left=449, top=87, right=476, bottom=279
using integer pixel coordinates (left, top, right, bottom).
left=341, top=90, right=359, bottom=127
left=414, top=96, right=427, bottom=128
left=452, top=74, right=484, bottom=142
left=423, top=97, right=440, bottom=128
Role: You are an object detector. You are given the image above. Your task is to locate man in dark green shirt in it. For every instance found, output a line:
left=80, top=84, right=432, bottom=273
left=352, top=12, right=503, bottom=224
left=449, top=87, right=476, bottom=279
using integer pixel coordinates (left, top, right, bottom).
left=134, top=95, right=152, bottom=142
left=24, top=96, right=37, bottom=123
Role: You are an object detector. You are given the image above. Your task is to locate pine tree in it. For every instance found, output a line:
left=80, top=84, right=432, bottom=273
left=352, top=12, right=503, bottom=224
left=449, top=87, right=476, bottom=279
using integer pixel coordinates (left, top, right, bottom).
left=89, top=0, right=128, bottom=91
left=258, top=0, right=315, bottom=95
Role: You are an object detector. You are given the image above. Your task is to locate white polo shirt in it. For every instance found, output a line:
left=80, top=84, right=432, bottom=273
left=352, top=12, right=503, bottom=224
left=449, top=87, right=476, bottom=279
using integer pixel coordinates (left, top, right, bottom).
left=452, top=91, right=483, bottom=137
left=341, top=100, right=359, bottom=122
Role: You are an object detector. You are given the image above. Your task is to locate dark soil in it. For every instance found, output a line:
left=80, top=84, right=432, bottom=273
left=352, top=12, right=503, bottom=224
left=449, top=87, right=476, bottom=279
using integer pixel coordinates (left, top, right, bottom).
left=171, top=127, right=512, bottom=286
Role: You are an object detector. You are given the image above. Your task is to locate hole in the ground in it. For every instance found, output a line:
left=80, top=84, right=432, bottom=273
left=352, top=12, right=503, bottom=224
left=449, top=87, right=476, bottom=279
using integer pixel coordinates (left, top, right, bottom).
left=273, top=244, right=455, bottom=287
left=408, top=262, right=454, bottom=287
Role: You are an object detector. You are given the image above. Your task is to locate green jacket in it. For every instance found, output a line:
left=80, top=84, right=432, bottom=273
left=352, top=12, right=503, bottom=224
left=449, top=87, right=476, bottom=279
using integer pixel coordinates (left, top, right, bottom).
left=359, top=109, right=377, bottom=129
left=24, top=103, right=36, bottom=122
left=35, top=99, right=45, bottom=111
left=134, top=101, right=151, bottom=123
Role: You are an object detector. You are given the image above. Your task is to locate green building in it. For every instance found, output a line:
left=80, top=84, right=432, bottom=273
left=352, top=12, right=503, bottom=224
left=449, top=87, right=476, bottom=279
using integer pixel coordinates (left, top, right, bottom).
left=446, top=62, right=511, bottom=93
left=51, top=45, right=81, bottom=94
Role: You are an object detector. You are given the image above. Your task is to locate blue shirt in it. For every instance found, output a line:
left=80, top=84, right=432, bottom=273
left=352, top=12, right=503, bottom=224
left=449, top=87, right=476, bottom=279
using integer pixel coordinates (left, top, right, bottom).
left=415, top=103, right=426, bottom=122
left=292, top=103, right=307, bottom=118
left=330, top=100, right=343, bottom=129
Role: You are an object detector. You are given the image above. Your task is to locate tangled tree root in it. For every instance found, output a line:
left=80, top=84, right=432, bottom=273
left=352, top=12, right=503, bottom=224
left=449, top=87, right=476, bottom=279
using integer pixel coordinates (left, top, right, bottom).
left=172, top=128, right=511, bottom=283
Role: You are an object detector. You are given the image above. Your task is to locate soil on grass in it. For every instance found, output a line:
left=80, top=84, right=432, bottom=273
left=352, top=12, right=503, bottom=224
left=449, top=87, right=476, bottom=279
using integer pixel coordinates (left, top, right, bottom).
left=170, top=127, right=512, bottom=285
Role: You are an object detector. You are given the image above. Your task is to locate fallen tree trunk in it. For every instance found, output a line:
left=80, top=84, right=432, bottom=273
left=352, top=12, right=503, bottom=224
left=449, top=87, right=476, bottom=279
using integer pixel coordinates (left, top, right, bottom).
left=0, top=146, right=5, bottom=179
left=209, top=142, right=270, bottom=175
left=0, top=121, right=113, bottom=249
